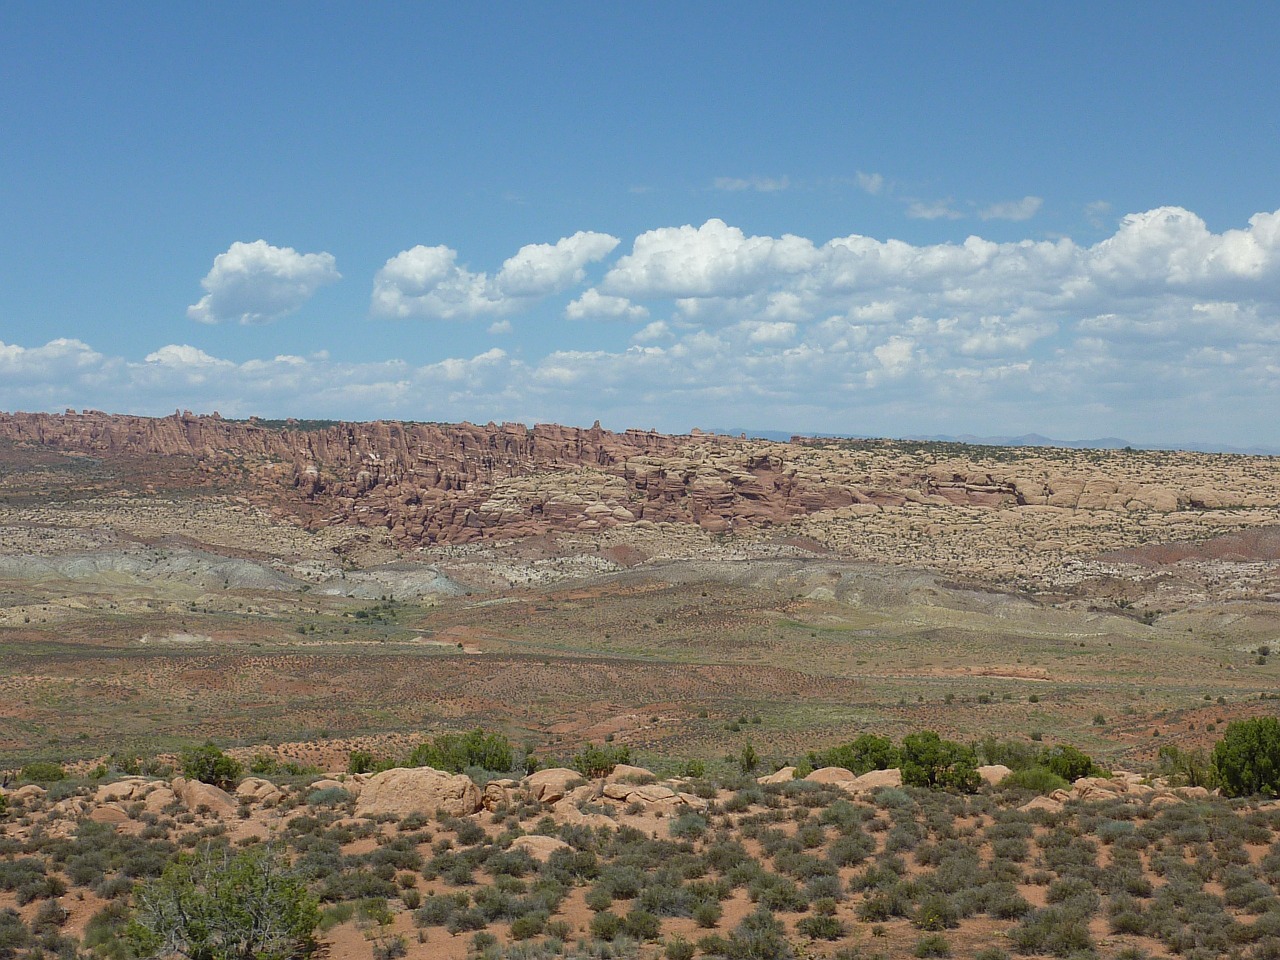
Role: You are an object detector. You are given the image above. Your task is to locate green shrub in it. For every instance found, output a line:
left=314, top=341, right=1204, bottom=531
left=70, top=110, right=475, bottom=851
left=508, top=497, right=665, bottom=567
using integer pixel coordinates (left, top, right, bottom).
left=914, top=934, right=951, bottom=957
left=1212, top=717, right=1280, bottom=797
left=806, top=734, right=899, bottom=775
left=901, top=732, right=980, bottom=792
left=1008, top=905, right=1093, bottom=957
left=1038, top=745, right=1099, bottom=783
left=1155, top=745, right=1214, bottom=788
left=590, top=910, right=623, bottom=940
left=666, top=936, right=696, bottom=960
left=126, top=845, right=318, bottom=960
left=1002, top=766, right=1069, bottom=794
left=797, top=914, right=845, bottom=939
left=623, top=909, right=662, bottom=941
left=408, top=729, right=514, bottom=775
left=18, top=761, right=65, bottom=783
left=179, top=743, right=243, bottom=788
left=726, top=906, right=791, bottom=960
left=0, top=909, right=31, bottom=957
left=573, top=744, right=632, bottom=779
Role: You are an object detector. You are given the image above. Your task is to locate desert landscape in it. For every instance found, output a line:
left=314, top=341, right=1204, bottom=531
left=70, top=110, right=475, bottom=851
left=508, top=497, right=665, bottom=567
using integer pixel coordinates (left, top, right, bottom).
left=0, top=411, right=1278, bottom=959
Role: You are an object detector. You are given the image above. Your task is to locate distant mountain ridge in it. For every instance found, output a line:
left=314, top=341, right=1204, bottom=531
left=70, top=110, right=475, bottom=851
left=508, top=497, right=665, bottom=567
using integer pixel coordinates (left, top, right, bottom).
left=707, top=428, right=1279, bottom=457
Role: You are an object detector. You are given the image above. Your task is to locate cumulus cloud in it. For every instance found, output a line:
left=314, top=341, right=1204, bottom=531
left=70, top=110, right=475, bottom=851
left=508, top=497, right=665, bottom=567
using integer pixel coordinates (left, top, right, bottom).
left=602, top=219, right=819, bottom=299
left=7, top=206, right=1280, bottom=446
left=187, top=240, right=339, bottom=325
left=631, top=321, right=673, bottom=344
left=565, top=289, right=649, bottom=321
left=371, top=231, right=618, bottom=320
left=979, top=196, right=1043, bottom=221
left=713, top=175, right=791, bottom=192
left=492, top=232, right=620, bottom=297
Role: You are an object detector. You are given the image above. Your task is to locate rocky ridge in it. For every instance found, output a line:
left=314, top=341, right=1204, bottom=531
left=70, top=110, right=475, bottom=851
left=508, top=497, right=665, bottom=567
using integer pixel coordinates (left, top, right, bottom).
left=3, top=412, right=1279, bottom=554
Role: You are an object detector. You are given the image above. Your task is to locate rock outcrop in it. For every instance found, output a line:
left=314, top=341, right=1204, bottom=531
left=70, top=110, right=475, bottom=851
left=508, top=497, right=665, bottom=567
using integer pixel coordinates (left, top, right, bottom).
left=353, top=766, right=482, bottom=818
left=6, top=410, right=1257, bottom=552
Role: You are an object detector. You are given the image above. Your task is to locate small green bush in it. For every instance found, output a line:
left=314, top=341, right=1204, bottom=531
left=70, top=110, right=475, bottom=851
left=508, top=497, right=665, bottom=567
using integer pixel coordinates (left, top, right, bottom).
left=914, top=934, right=951, bottom=958
left=179, top=743, right=242, bottom=788
left=573, top=744, right=632, bottom=779
left=19, top=761, right=65, bottom=783
left=1002, top=766, right=1069, bottom=794
left=1038, top=745, right=1100, bottom=783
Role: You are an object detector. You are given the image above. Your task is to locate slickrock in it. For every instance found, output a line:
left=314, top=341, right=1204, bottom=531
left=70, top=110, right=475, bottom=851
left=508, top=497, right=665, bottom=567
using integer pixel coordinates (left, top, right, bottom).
left=757, top=767, right=797, bottom=784
left=354, top=766, right=482, bottom=818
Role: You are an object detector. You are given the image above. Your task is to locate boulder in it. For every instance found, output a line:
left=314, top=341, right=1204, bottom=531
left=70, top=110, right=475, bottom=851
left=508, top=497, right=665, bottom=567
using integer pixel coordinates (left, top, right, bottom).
left=757, top=767, right=796, bottom=785
left=850, top=769, right=903, bottom=792
left=1019, top=795, right=1065, bottom=814
left=605, top=764, right=656, bottom=783
left=354, top=767, right=481, bottom=819
left=509, top=835, right=572, bottom=862
left=95, top=778, right=146, bottom=804
left=143, top=785, right=177, bottom=814
left=236, top=777, right=285, bottom=807
left=804, top=767, right=858, bottom=785
left=551, top=798, right=615, bottom=830
left=172, top=777, right=239, bottom=818
left=977, top=764, right=1012, bottom=786
left=11, top=784, right=46, bottom=802
left=482, top=781, right=515, bottom=812
left=525, top=768, right=582, bottom=804
left=88, top=803, right=131, bottom=826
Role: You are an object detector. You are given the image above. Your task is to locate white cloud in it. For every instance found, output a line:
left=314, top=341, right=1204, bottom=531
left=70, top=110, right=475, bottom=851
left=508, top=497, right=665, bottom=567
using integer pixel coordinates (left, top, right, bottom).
left=602, top=219, right=819, bottom=299
left=492, top=232, right=620, bottom=297
left=371, top=231, right=617, bottom=320
left=979, top=196, right=1043, bottom=221
left=906, top=199, right=963, bottom=220
left=187, top=240, right=339, bottom=325
left=742, top=321, right=797, bottom=345
left=631, top=321, right=673, bottom=344
left=487, top=319, right=513, bottom=335
left=1085, top=200, right=1112, bottom=228
left=7, top=206, right=1280, bottom=446
left=565, top=289, right=649, bottom=321
left=713, top=175, right=791, bottom=192
left=855, top=171, right=885, bottom=195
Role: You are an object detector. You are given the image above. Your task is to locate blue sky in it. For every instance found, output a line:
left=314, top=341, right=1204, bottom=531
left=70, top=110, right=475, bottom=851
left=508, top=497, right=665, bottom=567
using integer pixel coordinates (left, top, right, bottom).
left=2, top=3, right=1279, bottom=446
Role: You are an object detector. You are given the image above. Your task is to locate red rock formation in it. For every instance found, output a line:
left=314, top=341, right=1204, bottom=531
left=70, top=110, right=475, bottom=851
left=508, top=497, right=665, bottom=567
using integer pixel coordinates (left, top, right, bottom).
left=0, top=411, right=1026, bottom=545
